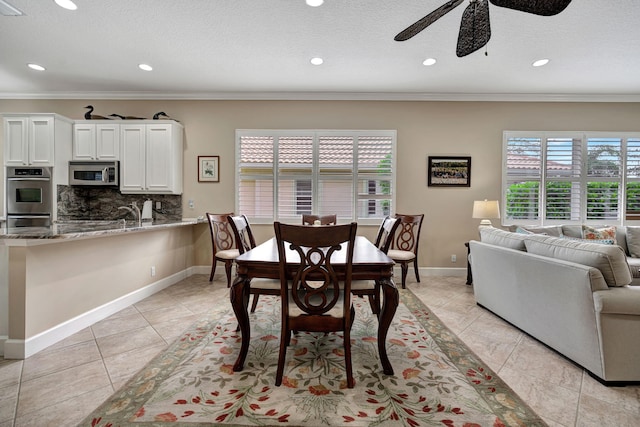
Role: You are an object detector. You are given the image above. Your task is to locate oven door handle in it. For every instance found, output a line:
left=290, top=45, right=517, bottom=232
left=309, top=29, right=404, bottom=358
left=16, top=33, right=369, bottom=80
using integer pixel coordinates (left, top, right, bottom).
left=7, top=215, right=51, bottom=219
left=7, top=177, right=51, bottom=181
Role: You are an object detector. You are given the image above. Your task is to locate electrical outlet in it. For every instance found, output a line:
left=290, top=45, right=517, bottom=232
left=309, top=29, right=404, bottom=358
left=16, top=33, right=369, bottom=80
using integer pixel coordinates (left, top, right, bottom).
left=155, top=201, right=161, bottom=210
left=451, top=254, right=457, bottom=263
left=151, top=266, right=156, bottom=277
left=188, top=199, right=194, bottom=209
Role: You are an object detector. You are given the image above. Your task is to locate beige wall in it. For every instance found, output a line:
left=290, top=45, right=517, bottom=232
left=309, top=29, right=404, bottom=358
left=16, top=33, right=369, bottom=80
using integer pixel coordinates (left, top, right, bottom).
left=2, top=99, right=640, bottom=268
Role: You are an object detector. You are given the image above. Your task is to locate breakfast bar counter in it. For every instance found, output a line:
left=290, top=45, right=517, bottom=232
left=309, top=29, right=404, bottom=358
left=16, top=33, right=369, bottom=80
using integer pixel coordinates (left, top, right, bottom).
left=0, top=219, right=204, bottom=360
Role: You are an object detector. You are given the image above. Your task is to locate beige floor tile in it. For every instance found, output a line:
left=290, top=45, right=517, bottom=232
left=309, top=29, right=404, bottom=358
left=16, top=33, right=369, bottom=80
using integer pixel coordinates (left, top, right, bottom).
left=0, top=359, right=23, bottom=389
left=45, top=327, right=95, bottom=351
left=576, top=393, right=640, bottom=427
left=95, top=325, right=165, bottom=358
left=141, top=303, right=197, bottom=325
left=151, top=313, right=202, bottom=342
left=134, top=290, right=182, bottom=312
left=456, top=330, right=519, bottom=372
left=21, top=340, right=102, bottom=382
left=17, top=360, right=111, bottom=416
left=14, top=384, right=113, bottom=427
left=580, top=372, right=640, bottom=414
left=503, top=334, right=583, bottom=392
left=0, top=383, right=18, bottom=424
left=103, top=343, right=166, bottom=384
left=498, top=363, right=580, bottom=426
left=91, top=311, right=150, bottom=339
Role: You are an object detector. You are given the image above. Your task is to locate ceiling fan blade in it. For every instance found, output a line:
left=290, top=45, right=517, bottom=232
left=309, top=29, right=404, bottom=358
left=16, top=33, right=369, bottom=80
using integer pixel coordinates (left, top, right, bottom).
left=489, top=0, right=572, bottom=16
left=456, top=0, right=491, bottom=57
left=394, top=0, right=464, bottom=41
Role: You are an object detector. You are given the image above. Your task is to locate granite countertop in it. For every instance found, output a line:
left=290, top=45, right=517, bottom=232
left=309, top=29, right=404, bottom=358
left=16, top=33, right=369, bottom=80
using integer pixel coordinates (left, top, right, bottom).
left=0, top=217, right=206, bottom=240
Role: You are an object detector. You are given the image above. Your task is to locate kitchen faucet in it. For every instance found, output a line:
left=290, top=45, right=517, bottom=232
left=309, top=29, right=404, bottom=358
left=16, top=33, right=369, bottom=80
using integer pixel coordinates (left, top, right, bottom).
left=118, top=202, right=141, bottom=227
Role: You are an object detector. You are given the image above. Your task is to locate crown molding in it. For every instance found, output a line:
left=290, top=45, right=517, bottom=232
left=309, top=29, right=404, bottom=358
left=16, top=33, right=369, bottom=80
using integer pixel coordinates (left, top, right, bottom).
left=1, top=91, right=639, bottom=103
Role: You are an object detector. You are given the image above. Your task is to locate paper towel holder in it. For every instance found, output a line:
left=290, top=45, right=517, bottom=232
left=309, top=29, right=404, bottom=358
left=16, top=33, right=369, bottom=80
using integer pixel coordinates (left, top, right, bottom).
left=141, top=199, right=153, bottom=222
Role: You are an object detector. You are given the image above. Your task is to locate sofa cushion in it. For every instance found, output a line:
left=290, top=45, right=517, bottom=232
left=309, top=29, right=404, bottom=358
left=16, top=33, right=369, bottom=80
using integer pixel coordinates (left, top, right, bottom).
left=625, top=226, right=640, bottom=258
left=561, top=235, right=615, bottom=245
left=582, top=225, right=617, bottom=245
left=509, top=225, right=563, bottom=237
left=524, top=235, right=632, bottom=287
left=480, top=227, right=527, bottom=251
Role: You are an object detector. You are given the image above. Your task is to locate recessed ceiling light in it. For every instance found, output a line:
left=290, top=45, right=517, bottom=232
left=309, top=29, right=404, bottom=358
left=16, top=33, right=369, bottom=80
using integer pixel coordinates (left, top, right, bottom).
left=54, top=0, right=77, bottom=11
left=138, top=63, right=153, bottom=71
left=310, top=57, right=323, bottom=65
left=306, top=0, right=324, bottom=6
left=27, top=63, right=46, bottom=71
left=423, top=58, right=437, bottom=66
left=532, top=58, right=550, bottom=67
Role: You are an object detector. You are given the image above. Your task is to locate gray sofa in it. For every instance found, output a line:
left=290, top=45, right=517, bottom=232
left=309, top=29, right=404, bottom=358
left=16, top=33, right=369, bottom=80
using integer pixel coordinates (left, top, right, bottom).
left=469, top=226, right=640, bottom=384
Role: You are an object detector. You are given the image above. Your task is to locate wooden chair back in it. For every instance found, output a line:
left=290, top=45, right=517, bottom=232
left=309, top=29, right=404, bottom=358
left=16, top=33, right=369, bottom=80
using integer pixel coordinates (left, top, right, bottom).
left=374, top=216, right=402, bottom=254
left=392, top=213, right=424, bottom=254
left=227, top=214, right=257, bottom=254
left=206, top=213, right=235, bottom=253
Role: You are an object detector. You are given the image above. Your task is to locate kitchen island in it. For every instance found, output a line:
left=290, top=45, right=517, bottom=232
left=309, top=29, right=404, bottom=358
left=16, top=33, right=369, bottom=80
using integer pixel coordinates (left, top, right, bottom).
left=0, top=219, right=205, bottom=359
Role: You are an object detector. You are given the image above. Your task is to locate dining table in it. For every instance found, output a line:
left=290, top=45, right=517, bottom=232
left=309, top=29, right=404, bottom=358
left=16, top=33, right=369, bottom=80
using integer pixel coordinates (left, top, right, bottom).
left=230, top=235, right=399, bottom=375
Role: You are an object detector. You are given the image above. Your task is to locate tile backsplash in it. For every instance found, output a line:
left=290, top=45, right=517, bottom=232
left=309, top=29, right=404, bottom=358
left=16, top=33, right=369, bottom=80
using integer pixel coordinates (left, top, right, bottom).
left=57, top=186, right=182, bottom=221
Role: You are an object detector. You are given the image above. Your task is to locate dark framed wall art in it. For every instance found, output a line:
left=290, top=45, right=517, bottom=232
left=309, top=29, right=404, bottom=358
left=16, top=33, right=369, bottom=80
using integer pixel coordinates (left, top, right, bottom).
left=427, top=156, right=471, bottom=187
left=198, top=156, right=220, bottom=182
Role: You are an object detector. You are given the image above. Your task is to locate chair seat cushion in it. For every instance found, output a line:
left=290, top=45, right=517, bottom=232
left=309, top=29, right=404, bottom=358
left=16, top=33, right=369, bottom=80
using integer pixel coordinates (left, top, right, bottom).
left=288, top=290, right=351, bottom=318
left=216, top=249, right=240, bottom=260
left=387, top=249, right=416, bottom=261
left=351, top=280, right=375, bottom=290
left=250, top=278, right=282, bottom=290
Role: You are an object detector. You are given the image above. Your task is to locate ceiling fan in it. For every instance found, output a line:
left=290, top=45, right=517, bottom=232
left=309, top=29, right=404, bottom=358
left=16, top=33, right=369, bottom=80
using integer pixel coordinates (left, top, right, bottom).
left=394, top=0, right=572, bottom=57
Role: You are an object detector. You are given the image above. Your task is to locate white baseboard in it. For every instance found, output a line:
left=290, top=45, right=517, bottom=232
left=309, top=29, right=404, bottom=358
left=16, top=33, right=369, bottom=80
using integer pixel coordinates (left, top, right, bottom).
left=2, top=269, right=194, bottom=360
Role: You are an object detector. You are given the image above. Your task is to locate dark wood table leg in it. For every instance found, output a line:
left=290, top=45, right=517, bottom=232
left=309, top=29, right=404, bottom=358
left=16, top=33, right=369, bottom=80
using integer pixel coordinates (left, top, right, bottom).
left=465, top=242, right=472, bottom=285
left=230, top=275, right=251, bottom=371
left=378, top=278, right=399, bottom=375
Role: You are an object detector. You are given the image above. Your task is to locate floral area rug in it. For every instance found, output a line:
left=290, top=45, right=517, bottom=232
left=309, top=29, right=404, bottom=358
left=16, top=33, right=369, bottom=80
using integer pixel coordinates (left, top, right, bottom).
left=81, top=289, right=546, bottom=427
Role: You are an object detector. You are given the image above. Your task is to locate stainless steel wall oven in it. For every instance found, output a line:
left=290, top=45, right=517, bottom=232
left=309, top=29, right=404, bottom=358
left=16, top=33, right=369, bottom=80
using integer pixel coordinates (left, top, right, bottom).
left=6, top=166, right=52, bottom=227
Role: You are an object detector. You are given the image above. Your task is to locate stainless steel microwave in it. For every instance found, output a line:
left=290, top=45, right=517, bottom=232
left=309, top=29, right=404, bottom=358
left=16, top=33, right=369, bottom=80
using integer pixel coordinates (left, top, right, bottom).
left=69, top=161, right=119, bottom=186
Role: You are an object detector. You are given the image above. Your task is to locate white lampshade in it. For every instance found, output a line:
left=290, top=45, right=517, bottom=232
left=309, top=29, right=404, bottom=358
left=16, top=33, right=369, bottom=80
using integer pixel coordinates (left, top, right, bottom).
left=472, top=200, right=500, bottom=226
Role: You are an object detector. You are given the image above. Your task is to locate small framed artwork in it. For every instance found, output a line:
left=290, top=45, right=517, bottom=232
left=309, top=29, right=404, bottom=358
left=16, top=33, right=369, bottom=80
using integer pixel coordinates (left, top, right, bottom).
left=427, top=156, right=471, bottom=187
left=198, top=156, right=220, bottom=182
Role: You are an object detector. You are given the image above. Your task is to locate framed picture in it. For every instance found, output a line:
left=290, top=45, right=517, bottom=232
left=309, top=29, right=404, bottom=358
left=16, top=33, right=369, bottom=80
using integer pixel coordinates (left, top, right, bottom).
left=198, top=156, right=220, bottom=182
left=427, top=156, right=471, bottom=187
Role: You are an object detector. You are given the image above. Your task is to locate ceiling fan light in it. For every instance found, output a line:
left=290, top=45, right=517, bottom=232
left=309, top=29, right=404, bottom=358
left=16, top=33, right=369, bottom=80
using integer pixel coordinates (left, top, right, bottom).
left=532, top=58, right=550, bottom=67
left=138, top=63, right=153, bottom=71
left=306, top=0, right=324, bottom=6
left=310, top=57, right=324, bottom=65
left=27, top=63, right=46, bottom=71
left=423, top=58, right=437, bottom=66
left=54, top=0, right=77, bottom=11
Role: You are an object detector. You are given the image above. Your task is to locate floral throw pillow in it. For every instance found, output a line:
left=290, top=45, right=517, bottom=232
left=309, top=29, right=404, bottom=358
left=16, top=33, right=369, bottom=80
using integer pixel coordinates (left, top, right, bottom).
left=582, top=225, right=617, bottom=245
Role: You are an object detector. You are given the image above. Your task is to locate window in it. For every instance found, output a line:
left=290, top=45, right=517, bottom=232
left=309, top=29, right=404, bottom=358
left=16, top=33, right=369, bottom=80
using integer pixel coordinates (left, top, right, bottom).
left=503, top=131, right=640, bottom=226
left=236, top=130, right=396, bottom=224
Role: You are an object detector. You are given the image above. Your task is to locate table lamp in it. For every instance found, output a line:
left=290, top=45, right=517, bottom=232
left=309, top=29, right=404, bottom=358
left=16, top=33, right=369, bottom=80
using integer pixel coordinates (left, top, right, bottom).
left=472, top=199, right=500, bottom=227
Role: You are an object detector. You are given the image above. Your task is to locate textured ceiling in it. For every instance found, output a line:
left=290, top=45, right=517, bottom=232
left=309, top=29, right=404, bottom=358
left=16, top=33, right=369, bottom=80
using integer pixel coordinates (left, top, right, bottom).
left=1, top=0, right=639, bottom=101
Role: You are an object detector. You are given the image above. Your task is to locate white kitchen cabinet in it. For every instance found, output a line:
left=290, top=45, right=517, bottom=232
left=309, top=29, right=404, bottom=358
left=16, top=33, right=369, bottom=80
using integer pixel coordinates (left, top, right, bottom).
left=3, top=115, right=61, bottom=166
left=73, top=122, right=120, bottom=160
left=120, top=121, right=183, bottom=194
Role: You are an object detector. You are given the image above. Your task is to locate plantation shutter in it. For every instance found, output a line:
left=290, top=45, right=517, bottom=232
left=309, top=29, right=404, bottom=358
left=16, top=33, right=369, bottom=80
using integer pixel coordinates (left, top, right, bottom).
left=237, top=135, right=274, bottom=219
left=586, top=137, right=621, bottom=221
left=276, top=135, right=314, bottom=218
left=626, top=138, right=640, bottom=220
left=545, top=137, right=582, bottom=221
left=317, top=136, right=354, bottom=219
left=356, top=135, right=394, bottom=219
left=504, top=136, right=542, bottom=221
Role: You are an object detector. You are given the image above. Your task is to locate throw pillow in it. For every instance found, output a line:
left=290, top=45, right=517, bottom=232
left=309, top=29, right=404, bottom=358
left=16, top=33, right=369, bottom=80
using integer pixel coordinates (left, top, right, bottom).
left=514, top=226, right=534, bottom=234
left=626, top=226, right=640, bottom=258
left=582, top=225, right=617, bottom=245
left=561, top=235, right=615, bottom=245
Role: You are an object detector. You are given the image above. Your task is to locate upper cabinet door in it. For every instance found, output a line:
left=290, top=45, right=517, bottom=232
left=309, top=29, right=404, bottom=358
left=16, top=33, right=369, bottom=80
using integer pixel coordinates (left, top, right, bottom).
left=28, top=116, right=55, bottom=166
left=3, top=117, right=29, bottom=165
left=3, top=116, right=54, bottom=166
left=96, top=124, right=120, bottom=160
left=73, top=124, right=97, bottom=160
left=120, top=125, right=146, bottom=192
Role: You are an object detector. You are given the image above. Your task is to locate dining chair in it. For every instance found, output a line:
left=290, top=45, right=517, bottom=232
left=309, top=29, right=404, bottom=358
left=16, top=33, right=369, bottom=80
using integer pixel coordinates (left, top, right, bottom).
left=387, top=213, right=424, bottom=289
left=206, top=213, right=239, bottom=287
left=301, top=214, right=337, bottom=225
left=227, top=214, right=281, bottom=313
left=273, top=221, right=358, bottom=388
left=351, top=215, right=401, bottom=315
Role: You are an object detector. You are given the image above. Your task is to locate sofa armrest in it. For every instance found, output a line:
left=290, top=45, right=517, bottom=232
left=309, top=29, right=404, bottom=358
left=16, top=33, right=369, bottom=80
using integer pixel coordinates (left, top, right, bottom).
left=594, top=287, right=640, bottom=315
